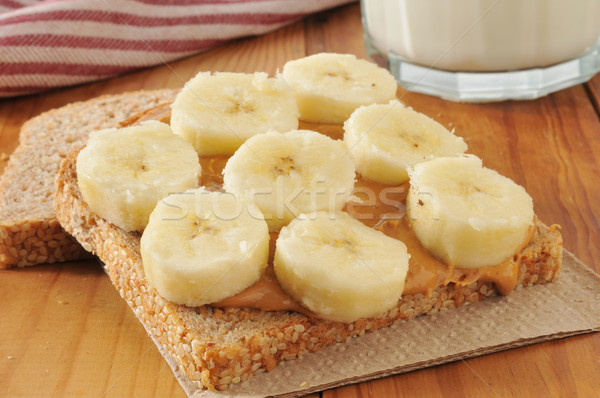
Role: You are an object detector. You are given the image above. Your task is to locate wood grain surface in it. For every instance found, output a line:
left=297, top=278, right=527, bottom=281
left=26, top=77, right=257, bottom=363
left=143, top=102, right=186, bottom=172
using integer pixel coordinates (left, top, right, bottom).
left=1, top=3, right=599, bottom=398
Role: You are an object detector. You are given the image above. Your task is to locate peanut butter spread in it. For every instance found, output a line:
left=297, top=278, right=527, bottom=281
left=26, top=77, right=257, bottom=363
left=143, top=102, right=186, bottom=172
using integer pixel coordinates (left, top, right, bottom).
left=131, top=104, right=534, bottom=314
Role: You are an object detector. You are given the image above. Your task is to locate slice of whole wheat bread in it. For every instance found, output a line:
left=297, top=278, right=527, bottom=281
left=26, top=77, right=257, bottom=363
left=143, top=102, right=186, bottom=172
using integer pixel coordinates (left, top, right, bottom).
left=55, top=144, right=563, bottom=391
left=0, top=89, right=177, bottom=268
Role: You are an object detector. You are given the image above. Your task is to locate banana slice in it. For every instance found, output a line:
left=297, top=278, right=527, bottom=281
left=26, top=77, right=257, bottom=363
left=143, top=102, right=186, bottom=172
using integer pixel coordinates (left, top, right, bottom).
left=222, top=130, right=356, bottom=231
left=170, top=71, right=299, bottom=156
left=274, top=211, right=409, bottom=322
left=140, top=188, right=270, bottom=306
left=281, top=53, right=397, bottom=124
left=344, top=101, right=468, bottom=184
left=406, top=155, right=534, bottom=269
left=76, top=120, right=200, bottom=232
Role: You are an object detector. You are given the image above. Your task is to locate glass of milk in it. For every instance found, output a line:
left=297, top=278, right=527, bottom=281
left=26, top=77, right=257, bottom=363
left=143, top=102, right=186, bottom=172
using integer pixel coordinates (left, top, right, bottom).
left=361, top=0, right=600, bottom=101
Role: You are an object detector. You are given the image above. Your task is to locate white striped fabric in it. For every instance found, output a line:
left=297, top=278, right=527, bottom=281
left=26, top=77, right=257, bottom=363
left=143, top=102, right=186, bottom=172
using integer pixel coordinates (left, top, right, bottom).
left=0, top=0, right=356, bottom=97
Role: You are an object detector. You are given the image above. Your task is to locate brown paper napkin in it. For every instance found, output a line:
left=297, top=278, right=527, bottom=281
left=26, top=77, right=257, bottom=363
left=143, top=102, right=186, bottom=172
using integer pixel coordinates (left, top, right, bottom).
left=138, top=250, right=600, bottom=398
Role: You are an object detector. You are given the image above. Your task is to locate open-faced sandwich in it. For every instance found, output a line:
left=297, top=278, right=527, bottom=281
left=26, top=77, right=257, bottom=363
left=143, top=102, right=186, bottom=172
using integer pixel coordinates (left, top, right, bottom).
left=54, top=53, right=562, bottom=391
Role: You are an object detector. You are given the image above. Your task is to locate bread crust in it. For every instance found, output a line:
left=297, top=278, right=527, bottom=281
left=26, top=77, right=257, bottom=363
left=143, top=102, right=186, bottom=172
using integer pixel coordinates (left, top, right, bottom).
left=0, top=89, right=177, bottom=268
left=55, top=148, right=562, bottom=391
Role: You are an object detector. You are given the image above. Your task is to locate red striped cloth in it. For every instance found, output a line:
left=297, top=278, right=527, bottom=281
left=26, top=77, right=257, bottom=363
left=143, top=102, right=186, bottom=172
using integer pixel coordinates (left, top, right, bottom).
left=0, top=0, right=355, bottom=97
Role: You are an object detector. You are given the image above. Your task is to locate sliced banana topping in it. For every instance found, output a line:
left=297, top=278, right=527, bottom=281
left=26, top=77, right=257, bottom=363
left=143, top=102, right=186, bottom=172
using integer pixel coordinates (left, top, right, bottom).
left=170, top=71, right=299, bottom=156
left=223, top=130, right=356, bottom=231
left=140, top=188, right=270, bottom=306
left=76, top=120, right=200, bottom=232
left=281, top=53, right=397, bottom=124
left=406, top=155, right=534, bottom=269
left=75, top=56, right=543, bottom=318
left=274, top=211, right=409, bottom=322
left=344, top=100, right=468, bottom=184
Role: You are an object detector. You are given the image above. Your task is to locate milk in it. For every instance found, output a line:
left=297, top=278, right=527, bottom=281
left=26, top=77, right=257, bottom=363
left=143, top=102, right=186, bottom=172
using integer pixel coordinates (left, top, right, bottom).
left=362, top=0, right=600, bottom=72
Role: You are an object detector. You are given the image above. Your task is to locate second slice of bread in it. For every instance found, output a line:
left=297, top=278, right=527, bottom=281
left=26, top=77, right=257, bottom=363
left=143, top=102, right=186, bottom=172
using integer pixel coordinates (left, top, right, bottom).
left=0, top=89, right=177, bottom=268
left=55, top=146, right=563, bottom=391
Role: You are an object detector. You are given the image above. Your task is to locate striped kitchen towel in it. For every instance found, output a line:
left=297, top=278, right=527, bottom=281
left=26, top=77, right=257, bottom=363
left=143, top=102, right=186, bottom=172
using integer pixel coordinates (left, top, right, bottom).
left=0, top=0, right=355, bottom=97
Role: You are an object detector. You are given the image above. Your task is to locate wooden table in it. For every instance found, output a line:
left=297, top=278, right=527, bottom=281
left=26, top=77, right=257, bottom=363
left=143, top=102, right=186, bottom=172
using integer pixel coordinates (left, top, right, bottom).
left=1, top=3, right=599, bottom=397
